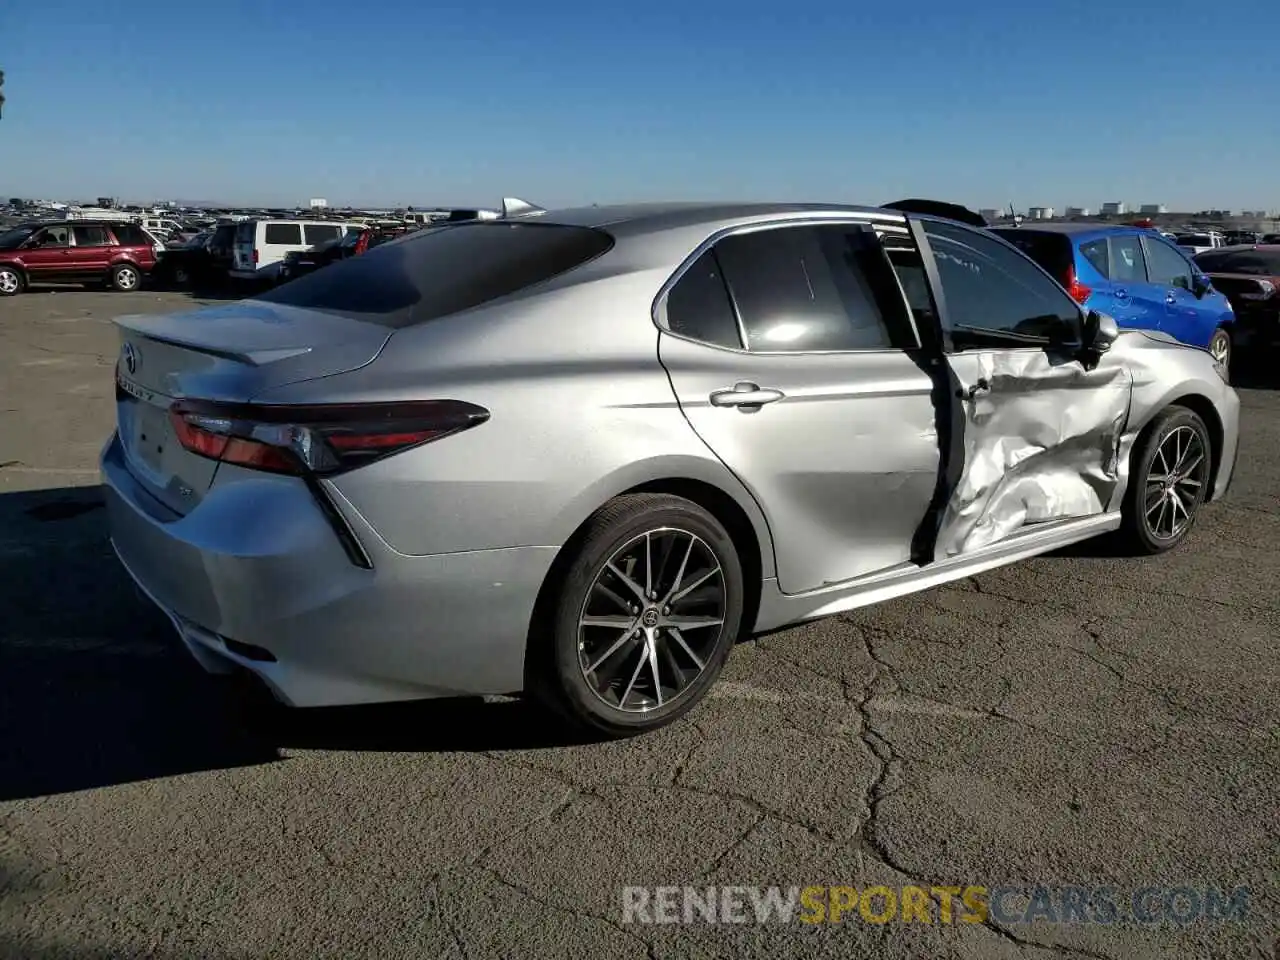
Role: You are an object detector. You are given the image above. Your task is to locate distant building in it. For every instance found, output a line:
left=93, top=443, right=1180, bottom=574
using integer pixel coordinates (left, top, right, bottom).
left=1027, top=206, right=1055, bottom=220
left=978, top=208, right=1002, bottom=222
left=1101, top=202, right=1127, bottom=216
left=1064, top=206, right=1090, bottom=217
left=1138, top=204, right=1167, bottom=215
left=309, top=198, right=329, bottom=210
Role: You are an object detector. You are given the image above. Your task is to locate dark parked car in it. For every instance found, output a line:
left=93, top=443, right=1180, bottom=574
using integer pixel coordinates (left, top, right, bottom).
left=0, top=220, right=157, bottom=295
left=277, top=227, right=394, bottom=283
left=1194, top=245, right=1280, bottom=353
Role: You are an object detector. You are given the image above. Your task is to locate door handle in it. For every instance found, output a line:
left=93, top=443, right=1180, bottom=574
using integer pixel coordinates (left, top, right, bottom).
left=957, top=377, right=991, bottom=400
left=709, top=382, right=785, bottom=408
left=1166, top=292, right=1177, bottom=304
left=1114, top=288, right=1128, bottom=299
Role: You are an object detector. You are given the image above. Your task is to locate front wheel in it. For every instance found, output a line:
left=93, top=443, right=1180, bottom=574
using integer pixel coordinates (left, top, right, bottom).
left=0, top=265, right=23, bottom=296
left=110, top=263, right=141, bottom=292
left=530, top=494, right=745, bottom=737
left=1208, top=327, right=1232, bottom=381
left=1117, top=407, right=1212, bottom=555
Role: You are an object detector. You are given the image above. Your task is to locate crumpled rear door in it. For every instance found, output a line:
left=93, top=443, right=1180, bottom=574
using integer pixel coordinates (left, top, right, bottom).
left=935, top=348, right=1131, bottom=556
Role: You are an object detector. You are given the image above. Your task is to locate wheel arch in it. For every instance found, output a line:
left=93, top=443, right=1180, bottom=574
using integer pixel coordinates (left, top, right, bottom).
left=0, top=260, right=28, bottom=287
left=522, top=473, right=771, bottom=693
left=1165, top=392, right=1225, bottom=501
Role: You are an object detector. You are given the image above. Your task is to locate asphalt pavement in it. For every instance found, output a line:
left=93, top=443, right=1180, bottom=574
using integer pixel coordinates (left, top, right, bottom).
left=1, top=288, right=1276, bottom=959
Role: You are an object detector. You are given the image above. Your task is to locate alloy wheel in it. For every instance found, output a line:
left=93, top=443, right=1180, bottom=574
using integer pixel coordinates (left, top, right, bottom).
left=0, top=270, right=18, bottom=294
left=116, top=268, right=138, bottom=290
left=1144, top=425, right=1207, bottom=541
left=577, top=527, right=726, bottom=714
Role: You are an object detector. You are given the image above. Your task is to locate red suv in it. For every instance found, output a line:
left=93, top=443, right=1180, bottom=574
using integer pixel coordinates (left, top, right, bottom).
left=0, top=220, right=157, bottom=296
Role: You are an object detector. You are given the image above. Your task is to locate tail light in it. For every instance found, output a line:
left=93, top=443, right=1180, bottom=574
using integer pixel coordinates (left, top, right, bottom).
left=168, top=399, right=489, bottom=477
left=1240, top=279, right=1276, bottom=301
left=252, top=248, right=259, bottom=264
left=1064, top=264, right=1091, bottom=304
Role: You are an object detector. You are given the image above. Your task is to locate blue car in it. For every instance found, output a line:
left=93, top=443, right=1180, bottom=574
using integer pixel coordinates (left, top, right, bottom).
left=990, top=223, right=1235, bottom=372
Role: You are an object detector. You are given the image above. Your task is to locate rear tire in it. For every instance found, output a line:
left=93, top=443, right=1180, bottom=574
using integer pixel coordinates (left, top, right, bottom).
left=110, top=263, right=141, bottom=292
left=528, top=494, right=744, bottom=737
left=1116, top=406, right=1212, bottom=555
left=0, top=266, right=23, bottom=296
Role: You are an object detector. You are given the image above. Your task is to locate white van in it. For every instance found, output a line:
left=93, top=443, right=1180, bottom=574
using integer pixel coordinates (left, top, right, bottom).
left=230, top=219, right=363, bottom=280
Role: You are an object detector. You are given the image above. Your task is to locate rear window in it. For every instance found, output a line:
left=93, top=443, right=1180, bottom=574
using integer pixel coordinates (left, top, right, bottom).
left=109, top=224, right=147, bottom=245
left=255, top=221, right=615, bottom=327
left=235, top=221, right=255, bottom=243
left=1177, top=234, right=1212, bottom=246
left=989, top=229, right=1073, bottom=281
left=264, top=223, right=302, bottom=245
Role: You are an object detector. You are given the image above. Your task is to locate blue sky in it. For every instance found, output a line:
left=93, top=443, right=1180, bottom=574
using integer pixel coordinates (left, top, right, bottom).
left=2, top=0, right=1276, bottom=212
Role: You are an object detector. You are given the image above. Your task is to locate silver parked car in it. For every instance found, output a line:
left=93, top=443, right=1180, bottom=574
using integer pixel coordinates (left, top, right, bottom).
left=101, top=201, right=1240, bottom=735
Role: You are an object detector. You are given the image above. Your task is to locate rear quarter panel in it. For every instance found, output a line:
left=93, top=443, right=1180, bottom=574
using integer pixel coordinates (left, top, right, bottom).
left=252, top=264, right=777, bottom=573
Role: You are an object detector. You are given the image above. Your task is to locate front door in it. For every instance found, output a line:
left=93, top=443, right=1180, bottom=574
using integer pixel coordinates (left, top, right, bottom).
left=658, top=219, right=942, bottom=595
left=22, top=225, right=74, bottom=280
left=916, top=219, right=1132, bottom=557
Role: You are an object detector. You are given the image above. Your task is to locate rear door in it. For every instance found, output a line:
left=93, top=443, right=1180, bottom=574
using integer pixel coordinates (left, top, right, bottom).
left=1103, top=232, right=1161, bottom=330
left=658, top=218, right=943, bottom=595
left=259, top=221, right=303, bottom=269
left=232, top=220, right=257, bottom=272
left=915, top=219, right=1131, bottom=557
left=70, top=223, right=115, bottom=277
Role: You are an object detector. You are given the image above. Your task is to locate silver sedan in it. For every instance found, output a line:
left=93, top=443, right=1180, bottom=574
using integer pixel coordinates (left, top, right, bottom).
left=101, top=201, right=1240, bottom=735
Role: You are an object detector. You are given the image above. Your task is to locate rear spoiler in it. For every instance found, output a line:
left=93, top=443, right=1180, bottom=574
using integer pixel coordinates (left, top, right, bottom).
left=882, top=199, right=988, bottom=227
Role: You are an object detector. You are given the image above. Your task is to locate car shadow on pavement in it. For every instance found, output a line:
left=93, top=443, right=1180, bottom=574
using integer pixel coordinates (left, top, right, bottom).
left=0, top=485, right=597, bottom=801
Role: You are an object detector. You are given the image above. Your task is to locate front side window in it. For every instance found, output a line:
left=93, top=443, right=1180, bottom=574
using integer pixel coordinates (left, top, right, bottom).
left=73, top=225, right=112, bottom=247
left=923, top=221, right=1081, bottom=349
left=33, top=225, right=71, bottom=247
left=264, top=223, right=302, bottom=245
left=713, top=224, right=894, bottom=352
left=1144, top=238, right=1193, bottom=288
left=1109, top=235, right=1147, bottom=283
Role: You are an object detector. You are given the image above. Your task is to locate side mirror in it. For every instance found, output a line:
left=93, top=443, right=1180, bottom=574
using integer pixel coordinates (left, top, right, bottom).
left=1081, top=310, right=1119, bottom=355
left=1192, top=275, right=1212, bottom=298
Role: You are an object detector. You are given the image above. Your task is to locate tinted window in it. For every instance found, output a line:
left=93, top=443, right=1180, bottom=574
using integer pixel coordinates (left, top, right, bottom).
left=1080, top=238, right=1109, bottom=276
left=73, top=224, right=112, bottom=246
left=256, top=222, right=614, bottom=327
left=924, top=221, right=1081, bottom=347
left=0, top=225, right=37, bottom=249
left=1195, top=249, right=1280, bottom=275
left=235, top=222, right=255, bottom=243
left=34, top=225, right=71, bottom=247
left=264, top=223, right=302, bottom=245
left=1109, top=235, right=1147, bottom=283
left=880, top=229, right=937, bottom=331
left=991, top=229, right=1073, bottom=282
left=664, top=250, right=741, bottom=349
left=1145, top=238, right=1193, bottom=287
left=304, top=224, right=341, bottom=245
left=110, top=224, right=147, bottom=245
left=714, top=225, right=893, bottom=351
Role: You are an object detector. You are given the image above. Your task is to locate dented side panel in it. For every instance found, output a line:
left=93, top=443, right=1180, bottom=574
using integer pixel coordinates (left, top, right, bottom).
left=936, top=348, right=1132, bottom=556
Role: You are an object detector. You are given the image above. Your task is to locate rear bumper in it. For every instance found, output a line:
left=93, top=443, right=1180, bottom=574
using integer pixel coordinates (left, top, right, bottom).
left=100, top=432, right=555, bottom=707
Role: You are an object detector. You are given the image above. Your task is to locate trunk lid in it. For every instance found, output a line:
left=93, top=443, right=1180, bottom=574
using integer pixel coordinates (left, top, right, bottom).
left=112, top=300, right=393, bottom=515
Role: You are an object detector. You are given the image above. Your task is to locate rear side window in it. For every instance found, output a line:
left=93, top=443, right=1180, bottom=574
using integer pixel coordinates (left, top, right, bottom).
left=110, top=224, right=145, bottom=245
left=664, top=250, right=742, bottom=349
left=1109, top=236, right=1147, bottom=283
left=714, top=225, right=894, bottom=351
left=304, top=224, right=341, bottom=245
left=73, top=225, right=112, bottom=246
left=264, top=223, right=302, bottom=245
left=256, top=222, right=614, bottom=326
left=1080, top=239, right=1109, bottom=277
left=235, top=222, right=255, bottom=243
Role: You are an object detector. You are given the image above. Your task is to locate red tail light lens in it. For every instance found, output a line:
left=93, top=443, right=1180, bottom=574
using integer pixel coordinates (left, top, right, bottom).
left=252, top=248, right=259, bottom=263
left=1064, top=265, right=1091, bottom=304
left=168, top=399, right=489, bottom=476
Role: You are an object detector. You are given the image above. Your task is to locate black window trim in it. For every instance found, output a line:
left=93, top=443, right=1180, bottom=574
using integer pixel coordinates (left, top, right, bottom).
left=1105, top=231, right=1149, bottom=284
left=916, top=215, right=1086, bottom=355
left=1139, top=233, right=1195, bottom=289
left=652, top=215, right=921, bottom=356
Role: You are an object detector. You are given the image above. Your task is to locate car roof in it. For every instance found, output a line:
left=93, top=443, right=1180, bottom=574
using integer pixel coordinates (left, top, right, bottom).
left=532, top=201, right=904, bottom=236
left=989, top=222, right=1146, bottom=237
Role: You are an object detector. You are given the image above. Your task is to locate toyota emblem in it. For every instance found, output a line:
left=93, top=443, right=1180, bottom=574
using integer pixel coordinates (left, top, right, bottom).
left=121, top=342, right=138, bottom=376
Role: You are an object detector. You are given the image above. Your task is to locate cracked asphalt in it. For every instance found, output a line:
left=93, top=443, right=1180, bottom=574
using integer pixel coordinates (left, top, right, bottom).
left=1, top=289, right=1277, bottom=960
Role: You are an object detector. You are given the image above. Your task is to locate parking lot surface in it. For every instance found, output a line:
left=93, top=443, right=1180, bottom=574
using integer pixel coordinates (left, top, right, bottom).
left=1, top=289, right=1277, bottom=960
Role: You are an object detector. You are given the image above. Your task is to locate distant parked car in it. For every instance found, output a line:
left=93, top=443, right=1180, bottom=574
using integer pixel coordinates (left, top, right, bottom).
left=276, top=227, right=396, bottom=283
left=152, top=231, right=216, bottom=286
left=0, top=220, right=156, bottom=295
left=1262, top=233, right=1280, bottom=244
left=230, top=219, right=364, bottom=282
left=1194, top=245, right=1280, bottom=355
left=991, top=223, right=1236, bottom=373
left=1175, top=232, right=1226, bottom=256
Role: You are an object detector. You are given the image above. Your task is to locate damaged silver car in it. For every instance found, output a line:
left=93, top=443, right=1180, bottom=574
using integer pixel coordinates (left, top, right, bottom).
left=101, top=201, right=1240, bottom=737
